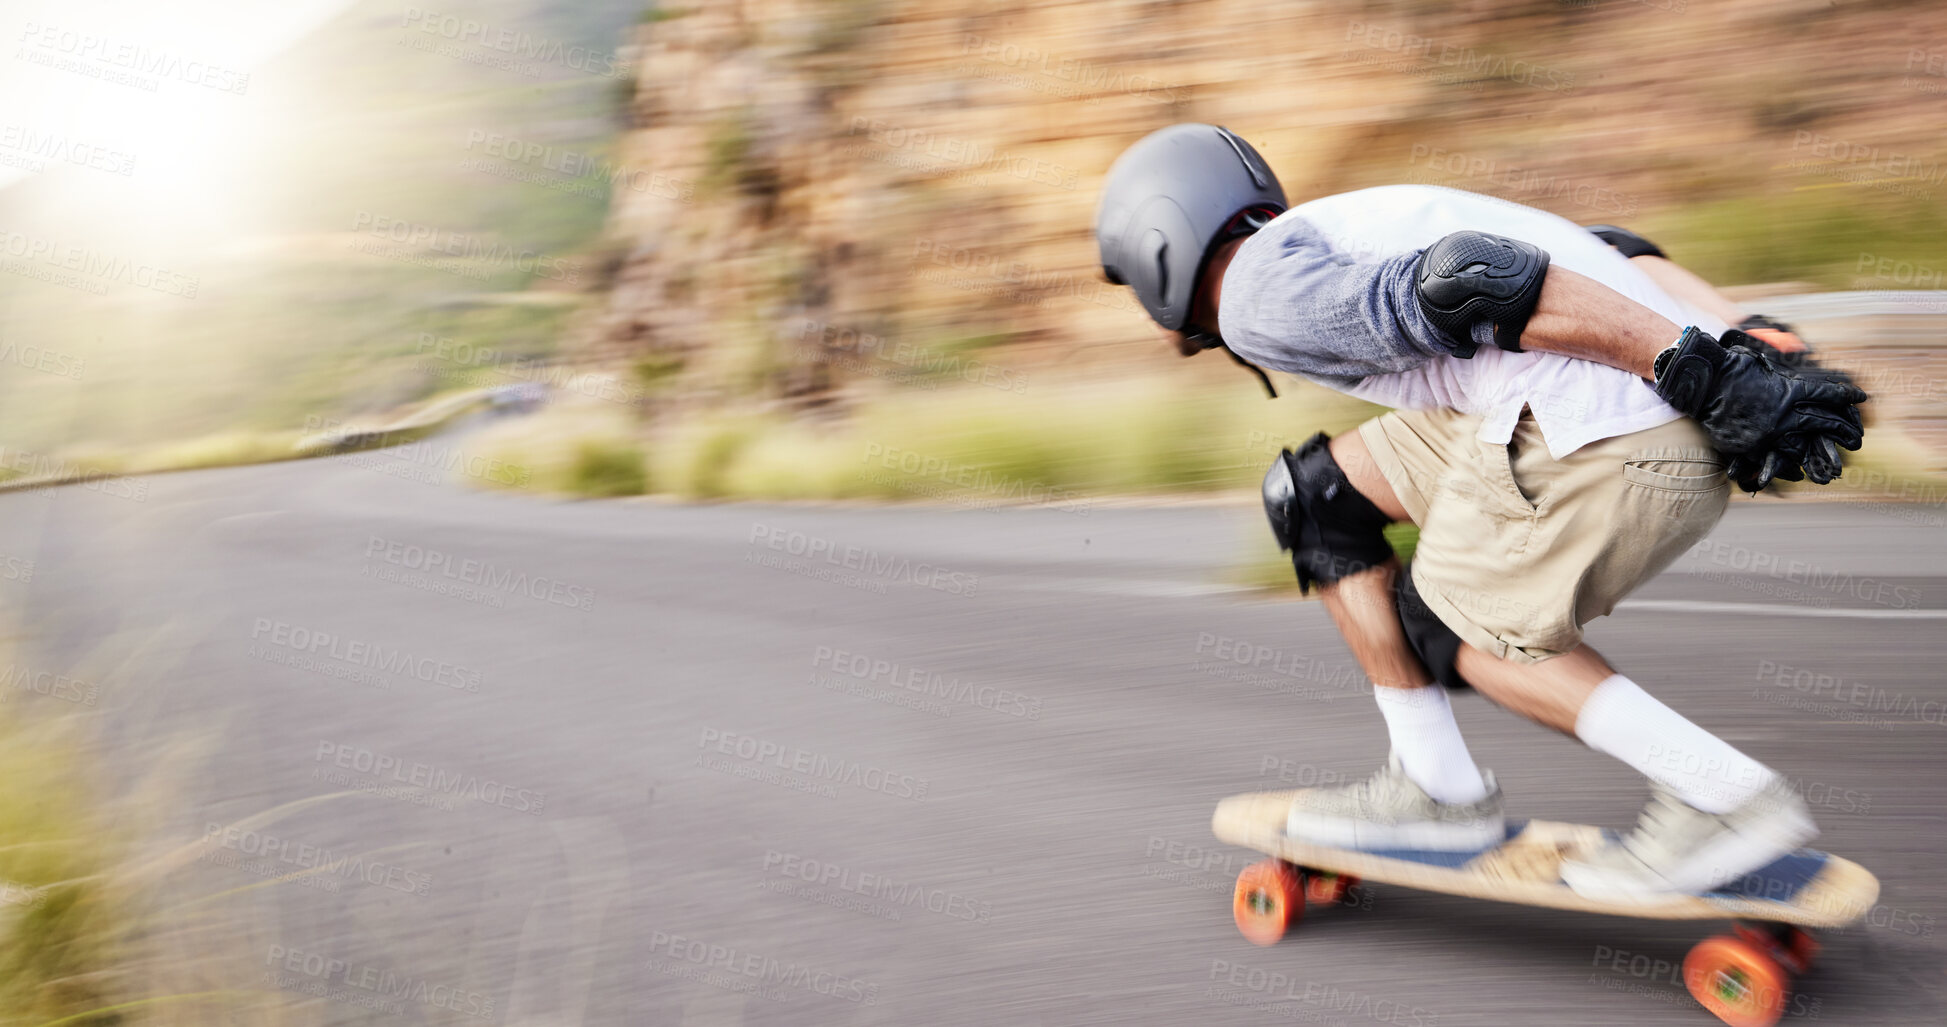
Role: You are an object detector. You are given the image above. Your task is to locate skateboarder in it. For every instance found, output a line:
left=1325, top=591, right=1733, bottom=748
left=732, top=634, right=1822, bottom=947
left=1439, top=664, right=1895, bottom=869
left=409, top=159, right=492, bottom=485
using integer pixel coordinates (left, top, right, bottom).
left=1093, top=124, right=1869, bottom=900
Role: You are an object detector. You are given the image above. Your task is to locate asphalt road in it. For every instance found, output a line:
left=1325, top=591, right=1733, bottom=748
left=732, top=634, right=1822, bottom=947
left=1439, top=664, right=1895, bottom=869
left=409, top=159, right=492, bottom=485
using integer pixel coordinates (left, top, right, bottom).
left=3, top=441, right=1945, bottom=1026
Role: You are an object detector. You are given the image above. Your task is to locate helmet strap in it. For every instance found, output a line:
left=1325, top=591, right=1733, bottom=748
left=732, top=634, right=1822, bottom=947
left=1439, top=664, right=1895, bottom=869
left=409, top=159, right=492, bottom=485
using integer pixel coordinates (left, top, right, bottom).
left=1219, top=343, right=1278, bottom=399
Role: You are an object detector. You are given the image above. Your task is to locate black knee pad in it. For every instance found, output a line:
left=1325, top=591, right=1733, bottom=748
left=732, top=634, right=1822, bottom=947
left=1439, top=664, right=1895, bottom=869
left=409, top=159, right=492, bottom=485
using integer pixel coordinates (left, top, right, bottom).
left=1261, top=433, right=1395, bottom=593
left=1583, top=224, right=1667, bottom=260
left=1394, top=567, right=1468, bottom=690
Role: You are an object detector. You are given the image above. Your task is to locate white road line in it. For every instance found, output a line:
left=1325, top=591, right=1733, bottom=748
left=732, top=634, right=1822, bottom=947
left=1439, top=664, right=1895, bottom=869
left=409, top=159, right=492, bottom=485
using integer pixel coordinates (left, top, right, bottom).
left=1618, top=599, right=1947, bottom=620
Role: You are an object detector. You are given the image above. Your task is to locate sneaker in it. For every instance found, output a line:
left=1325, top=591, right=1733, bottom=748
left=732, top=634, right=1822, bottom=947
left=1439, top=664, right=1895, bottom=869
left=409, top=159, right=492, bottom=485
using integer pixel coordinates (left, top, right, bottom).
left=1560, top=778, right=1818, bottom=901
left=1284, top=753, right=1505, bottom=852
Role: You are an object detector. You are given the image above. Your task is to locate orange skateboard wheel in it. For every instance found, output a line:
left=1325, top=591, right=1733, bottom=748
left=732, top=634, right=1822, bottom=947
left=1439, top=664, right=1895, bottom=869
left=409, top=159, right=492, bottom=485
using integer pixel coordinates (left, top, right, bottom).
left=1684, top=934, right=1790, bottom=1027
left=1233, top=859, right=1302, bottom=945
left=1303, top=870, right=1359, bottom=906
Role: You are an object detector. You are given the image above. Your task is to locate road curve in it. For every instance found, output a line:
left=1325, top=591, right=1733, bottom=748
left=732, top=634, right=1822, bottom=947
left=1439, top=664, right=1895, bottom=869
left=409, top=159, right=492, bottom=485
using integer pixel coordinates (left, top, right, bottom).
left=2, top=444, right=1944, bottom=1025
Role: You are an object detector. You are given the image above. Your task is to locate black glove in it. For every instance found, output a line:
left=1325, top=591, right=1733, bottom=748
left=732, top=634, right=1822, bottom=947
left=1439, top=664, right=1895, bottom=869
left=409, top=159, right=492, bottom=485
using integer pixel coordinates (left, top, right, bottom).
left=1728, top=319, right=1867, bottom=491
left=1653, top=327, right=1868, bottom=492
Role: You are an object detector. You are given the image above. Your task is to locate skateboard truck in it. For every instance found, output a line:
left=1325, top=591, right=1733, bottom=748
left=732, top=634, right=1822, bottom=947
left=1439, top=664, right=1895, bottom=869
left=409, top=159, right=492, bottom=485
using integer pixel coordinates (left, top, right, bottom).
left=1231, top=859, right=1362, bottom=946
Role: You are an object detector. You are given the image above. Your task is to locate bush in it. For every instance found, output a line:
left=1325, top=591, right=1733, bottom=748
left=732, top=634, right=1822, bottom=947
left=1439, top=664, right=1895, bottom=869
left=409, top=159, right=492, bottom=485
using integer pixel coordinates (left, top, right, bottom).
left=569, top=439, right=649, bottom=497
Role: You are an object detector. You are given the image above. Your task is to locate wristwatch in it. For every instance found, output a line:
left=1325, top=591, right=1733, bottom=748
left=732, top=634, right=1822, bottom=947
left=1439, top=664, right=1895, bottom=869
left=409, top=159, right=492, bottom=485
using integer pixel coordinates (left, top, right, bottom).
left=1652, top=328, right=1697, bottom=383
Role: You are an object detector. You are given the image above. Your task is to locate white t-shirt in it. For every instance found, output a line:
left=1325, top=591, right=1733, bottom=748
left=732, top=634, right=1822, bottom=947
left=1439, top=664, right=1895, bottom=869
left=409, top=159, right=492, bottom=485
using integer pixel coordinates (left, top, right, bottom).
left=1251, top=185, right=1724, bottom=459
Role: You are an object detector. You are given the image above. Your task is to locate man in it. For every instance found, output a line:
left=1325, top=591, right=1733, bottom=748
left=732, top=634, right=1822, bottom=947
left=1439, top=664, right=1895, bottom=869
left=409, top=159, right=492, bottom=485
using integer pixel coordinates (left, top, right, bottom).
left=1094, top=123, right=1868, bottom=899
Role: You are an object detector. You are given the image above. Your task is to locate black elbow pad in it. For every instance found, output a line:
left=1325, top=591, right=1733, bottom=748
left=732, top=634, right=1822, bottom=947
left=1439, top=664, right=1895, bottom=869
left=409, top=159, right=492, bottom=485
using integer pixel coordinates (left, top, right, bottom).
left=1414, top=231, right=1550, bottom=357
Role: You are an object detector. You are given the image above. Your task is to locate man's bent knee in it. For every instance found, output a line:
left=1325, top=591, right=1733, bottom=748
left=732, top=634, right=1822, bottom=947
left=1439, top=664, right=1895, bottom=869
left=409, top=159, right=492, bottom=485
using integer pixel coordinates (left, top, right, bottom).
left=1395, top=569, right=1468, bottom=689
left=1261, top=433, right=1396, bottom=594
left=1327, top=431, right=1410, bottom=522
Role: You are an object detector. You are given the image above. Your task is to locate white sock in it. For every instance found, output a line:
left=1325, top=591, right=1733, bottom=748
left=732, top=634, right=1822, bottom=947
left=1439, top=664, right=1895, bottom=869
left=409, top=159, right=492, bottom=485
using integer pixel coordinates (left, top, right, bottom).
left=1373, top=685, right=1491, bottom=804
left=1574, top=674, right=1776, bottom=815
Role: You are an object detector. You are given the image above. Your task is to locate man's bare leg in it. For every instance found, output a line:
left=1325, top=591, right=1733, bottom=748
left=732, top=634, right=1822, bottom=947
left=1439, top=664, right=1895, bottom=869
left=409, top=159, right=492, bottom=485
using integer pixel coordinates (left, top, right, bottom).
left=1327, top=431, right=1783, bottom=817
left=1454, top=644, right=1610, bottom=735
left=1319, top=435, right=1490, bottom=806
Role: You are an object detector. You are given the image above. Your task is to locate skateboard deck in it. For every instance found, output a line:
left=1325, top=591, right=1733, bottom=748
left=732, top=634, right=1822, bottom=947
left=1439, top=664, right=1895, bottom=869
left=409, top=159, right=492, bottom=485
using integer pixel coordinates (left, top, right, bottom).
left=1213, top=790, right=1880, bottom=928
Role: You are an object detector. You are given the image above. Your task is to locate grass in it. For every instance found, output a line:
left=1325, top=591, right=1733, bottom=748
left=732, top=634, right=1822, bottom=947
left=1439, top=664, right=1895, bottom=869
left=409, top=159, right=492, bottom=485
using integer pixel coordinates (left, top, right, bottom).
left=1637, top=187, right=1947, bottom=291
left=0, top=704, right=124, bottom=1024
left=457, top=371, right=1385, bottom=505
left=570, top=439, right=651, bottom=497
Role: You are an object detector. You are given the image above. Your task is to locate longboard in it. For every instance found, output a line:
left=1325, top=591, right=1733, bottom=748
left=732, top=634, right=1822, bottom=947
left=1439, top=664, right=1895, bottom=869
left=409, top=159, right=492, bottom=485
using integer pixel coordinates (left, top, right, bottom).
left=1212, top=789, right=1881, bottom=1027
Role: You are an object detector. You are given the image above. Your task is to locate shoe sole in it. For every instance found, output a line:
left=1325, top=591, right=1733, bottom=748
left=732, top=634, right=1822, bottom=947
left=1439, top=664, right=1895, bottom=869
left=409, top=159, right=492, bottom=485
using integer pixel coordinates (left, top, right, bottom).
left=1561, top=810, right=1819, bottom=901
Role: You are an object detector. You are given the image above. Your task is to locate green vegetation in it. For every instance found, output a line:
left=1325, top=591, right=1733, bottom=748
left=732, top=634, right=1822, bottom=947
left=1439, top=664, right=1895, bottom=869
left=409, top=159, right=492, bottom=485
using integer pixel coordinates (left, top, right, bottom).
left=570, top=439, right=652, bottom=497
left=1640, top=187, right=1947, bottom=291
left=0, top=712, right=124, bottom=1023
left=466, top=374, right=1383, bottom=504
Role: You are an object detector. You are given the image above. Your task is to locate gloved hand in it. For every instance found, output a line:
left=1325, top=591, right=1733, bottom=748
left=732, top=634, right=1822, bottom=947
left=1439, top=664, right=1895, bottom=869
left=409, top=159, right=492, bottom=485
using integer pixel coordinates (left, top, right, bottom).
left=1729, top=319, right=1870, bottom=491
left=1653, top=327, right=1868, bottom=493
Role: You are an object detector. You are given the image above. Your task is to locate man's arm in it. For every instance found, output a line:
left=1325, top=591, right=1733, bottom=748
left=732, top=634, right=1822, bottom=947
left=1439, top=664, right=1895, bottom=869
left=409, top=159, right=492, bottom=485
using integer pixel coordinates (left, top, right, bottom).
left=1518, top=266, right=1678, bottom=380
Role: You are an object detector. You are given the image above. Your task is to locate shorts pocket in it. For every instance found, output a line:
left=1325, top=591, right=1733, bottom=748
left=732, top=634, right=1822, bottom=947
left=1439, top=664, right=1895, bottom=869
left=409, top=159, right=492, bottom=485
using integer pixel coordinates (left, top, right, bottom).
left=1621, top=461, right=1725, bottom=493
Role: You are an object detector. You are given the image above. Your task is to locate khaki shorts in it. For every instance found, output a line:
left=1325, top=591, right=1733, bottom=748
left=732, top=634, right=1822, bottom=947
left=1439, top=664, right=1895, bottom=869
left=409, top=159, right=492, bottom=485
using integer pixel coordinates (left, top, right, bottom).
left=1358, top=409, right=1729, bottom=663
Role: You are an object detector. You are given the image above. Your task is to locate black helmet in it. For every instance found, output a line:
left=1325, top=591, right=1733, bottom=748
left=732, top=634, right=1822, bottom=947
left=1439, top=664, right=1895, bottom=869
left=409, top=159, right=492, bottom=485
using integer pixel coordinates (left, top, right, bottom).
left=1095, top=124, right=1287, bottom=334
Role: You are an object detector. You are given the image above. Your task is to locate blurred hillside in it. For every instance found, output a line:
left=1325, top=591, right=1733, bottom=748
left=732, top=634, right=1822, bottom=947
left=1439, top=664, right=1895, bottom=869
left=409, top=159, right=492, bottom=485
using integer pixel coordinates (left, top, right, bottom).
left=3, top=0, right=1943, bottom=497
left=588, top=0, right=1947, bottom=412
left=0, top=0, right=644, bottom=457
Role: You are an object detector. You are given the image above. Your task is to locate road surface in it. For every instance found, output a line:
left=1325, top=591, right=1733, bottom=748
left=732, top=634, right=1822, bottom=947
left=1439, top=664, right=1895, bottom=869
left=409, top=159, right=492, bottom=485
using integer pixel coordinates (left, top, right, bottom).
left=2, top=443, right=1944, bottom=1025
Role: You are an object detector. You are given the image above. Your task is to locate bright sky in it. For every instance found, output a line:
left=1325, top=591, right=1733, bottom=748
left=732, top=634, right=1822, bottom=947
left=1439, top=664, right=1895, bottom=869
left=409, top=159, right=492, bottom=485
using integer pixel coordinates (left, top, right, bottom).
left=0, top=0, right=353, bottom=194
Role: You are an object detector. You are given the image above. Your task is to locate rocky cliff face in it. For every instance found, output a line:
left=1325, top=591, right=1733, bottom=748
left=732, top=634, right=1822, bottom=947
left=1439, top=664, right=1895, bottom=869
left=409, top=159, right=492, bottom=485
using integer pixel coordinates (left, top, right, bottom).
left=590, top=0, right=1946, bottom=413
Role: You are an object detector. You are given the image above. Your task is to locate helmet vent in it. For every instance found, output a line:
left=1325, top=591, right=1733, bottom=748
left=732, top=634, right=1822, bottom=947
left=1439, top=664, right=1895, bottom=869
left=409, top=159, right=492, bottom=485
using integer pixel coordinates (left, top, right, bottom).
left=1139, top=226, right=1173, bottom=310
left=1215, top=127, right=1271, bottom=189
